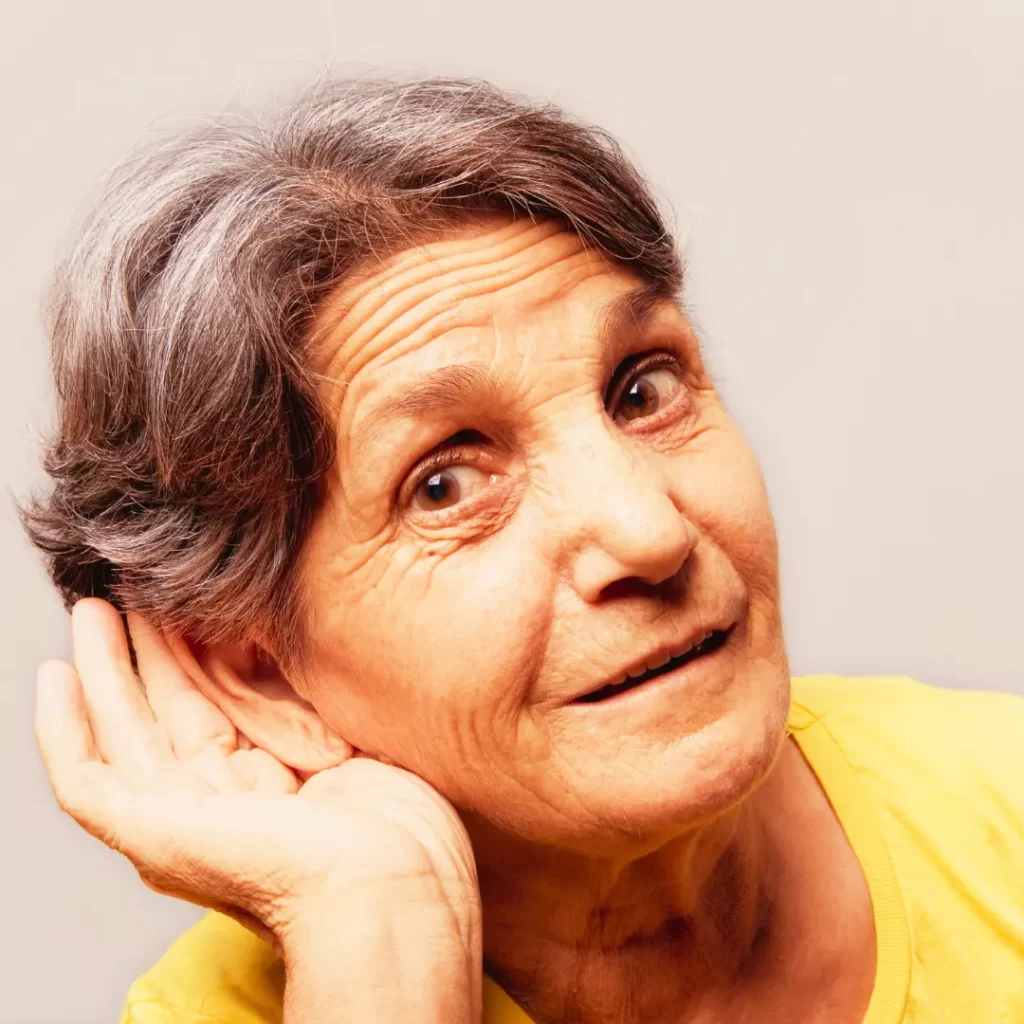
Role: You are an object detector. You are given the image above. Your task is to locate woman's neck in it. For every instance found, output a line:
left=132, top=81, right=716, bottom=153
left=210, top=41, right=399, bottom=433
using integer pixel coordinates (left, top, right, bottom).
left=467, top=739, right=876, bottom=1024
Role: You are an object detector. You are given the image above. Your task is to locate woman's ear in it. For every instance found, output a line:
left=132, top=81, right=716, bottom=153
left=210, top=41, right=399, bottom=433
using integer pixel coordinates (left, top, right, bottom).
left=165, top=634, right=353, bottom=772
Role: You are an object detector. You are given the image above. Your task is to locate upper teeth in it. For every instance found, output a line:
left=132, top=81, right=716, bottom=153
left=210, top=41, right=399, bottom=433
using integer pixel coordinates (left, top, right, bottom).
left=643, top=651, right=672, bottom=673
left=621, top=631, right=715, bottom=683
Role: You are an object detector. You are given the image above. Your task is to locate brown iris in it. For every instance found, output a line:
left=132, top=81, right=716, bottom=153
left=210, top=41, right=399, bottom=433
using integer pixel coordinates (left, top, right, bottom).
left=416, top=470, right=461, bottom=510
left=612, top=363, right=683, bottom=424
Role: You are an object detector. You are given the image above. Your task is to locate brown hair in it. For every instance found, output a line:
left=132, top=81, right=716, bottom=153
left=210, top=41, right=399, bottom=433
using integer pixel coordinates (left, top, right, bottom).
left=21, top=75, right=683, bottom=666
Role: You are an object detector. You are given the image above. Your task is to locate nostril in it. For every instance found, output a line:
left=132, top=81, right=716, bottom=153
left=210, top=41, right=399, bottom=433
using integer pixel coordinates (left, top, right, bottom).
left=598, top=561, right=690, bottom=604
left=599, top=576, right=667, bottom=602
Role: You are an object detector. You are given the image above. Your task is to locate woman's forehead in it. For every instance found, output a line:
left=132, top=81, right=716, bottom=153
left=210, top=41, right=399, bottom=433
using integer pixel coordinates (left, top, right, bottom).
left=311, top=218, right=641, bottom=389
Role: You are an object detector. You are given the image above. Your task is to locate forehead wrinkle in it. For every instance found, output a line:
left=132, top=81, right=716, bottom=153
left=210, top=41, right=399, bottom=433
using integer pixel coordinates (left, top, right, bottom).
left=326, top=218, right=562, bottom=323
left=327, top=241, right=594, bottom=391
left=315, top=222, right=579, bottom=382
left=327, top=243, right=598, bottom=419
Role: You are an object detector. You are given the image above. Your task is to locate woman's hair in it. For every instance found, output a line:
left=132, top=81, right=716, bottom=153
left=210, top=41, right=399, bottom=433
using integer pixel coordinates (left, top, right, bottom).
left=22, top=75, right=683, bottom=666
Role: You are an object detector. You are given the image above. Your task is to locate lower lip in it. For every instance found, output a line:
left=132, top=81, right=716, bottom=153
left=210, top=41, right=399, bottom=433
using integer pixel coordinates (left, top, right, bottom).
left=568, top=630, right=736, bottom=712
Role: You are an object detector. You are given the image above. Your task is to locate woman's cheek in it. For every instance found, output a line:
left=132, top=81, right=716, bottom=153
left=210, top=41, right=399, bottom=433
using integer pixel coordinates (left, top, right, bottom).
left=345, top=543, right=552, bottom=788
left=407, top=531, right=553, bottom=703
left=303, top=489, right=550, bottom=764
left=673, top=426, right=777, bottom=553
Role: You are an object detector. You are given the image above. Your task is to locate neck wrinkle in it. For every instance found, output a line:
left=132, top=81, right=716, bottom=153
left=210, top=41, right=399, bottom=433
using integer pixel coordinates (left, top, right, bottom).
left=470, top=782, right=780, bottom=1024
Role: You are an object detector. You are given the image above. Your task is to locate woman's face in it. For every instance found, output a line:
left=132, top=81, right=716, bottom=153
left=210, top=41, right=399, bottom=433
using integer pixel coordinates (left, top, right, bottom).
left=297, top=217, right=790, bottom=851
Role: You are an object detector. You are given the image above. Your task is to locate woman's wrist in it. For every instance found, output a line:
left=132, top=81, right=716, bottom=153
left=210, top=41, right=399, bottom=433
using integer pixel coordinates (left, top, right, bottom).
left=278, top=877, right=480, bottom=1024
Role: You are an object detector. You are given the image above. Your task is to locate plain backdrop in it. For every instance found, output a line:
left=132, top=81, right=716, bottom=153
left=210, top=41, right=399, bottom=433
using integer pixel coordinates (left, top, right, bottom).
left=1, top=1, right=1021, bottom=1020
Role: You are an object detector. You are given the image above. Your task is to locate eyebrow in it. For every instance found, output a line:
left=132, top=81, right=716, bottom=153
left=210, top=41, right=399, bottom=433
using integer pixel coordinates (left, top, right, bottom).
left=349, top=279, right=672, bottom=458
left=378, top=362, right=503, bottom=421
left=596, top=278, right=671, bottom=351
left=351, top=362, right=504, bottom=460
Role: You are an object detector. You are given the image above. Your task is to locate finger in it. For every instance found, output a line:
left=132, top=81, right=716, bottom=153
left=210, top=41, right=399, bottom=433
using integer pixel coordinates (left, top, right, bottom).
left=229, top=747, right=300, bottom=794
left=34, top=660, right=132, bottom=838
left=71, top=599, right=173, bottom=776
left=35, top=659, right=98, bottom=773
left=182, top=745, right=239, bottom=792
left=36, top=657, right=290, bottom=919
left=128, top=613, right=237, bottom=761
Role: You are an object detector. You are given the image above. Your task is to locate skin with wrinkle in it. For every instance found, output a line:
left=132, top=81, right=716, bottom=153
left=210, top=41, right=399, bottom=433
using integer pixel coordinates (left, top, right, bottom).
left=283, top=216, right=874, bottom=1022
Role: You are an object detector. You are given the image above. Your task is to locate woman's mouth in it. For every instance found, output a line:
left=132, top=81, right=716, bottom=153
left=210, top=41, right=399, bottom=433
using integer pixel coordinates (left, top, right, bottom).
left=573, top=627, right=734, bottom=704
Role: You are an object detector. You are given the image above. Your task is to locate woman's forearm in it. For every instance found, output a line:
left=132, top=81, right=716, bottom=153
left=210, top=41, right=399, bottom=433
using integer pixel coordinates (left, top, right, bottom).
left=280, top=887, right=478, bottom=1024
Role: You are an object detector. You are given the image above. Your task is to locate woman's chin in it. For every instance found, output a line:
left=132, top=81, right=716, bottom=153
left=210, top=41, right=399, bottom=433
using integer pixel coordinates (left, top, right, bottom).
left=529, top=700, right=790, bottom=854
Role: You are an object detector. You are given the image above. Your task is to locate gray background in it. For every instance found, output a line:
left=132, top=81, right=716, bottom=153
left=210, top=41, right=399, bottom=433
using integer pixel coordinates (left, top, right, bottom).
left=1, top=1, right=1021, bottom=1021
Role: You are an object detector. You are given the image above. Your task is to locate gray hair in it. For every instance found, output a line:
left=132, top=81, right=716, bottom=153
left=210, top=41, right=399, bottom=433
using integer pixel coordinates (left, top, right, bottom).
left=22, top=75, right=683, bottom=666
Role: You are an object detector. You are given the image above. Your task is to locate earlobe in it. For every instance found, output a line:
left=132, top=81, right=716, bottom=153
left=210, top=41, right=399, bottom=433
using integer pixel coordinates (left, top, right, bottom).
left=166, top=635, right=353, bottom=772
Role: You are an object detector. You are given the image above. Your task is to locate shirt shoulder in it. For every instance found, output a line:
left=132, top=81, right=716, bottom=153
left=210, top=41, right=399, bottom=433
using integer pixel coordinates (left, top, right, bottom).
left=790, top=672, right=1024, bottom=778
left=790, top=675, right=1024, bottom=1011
left=790, top=673, right=1024, bottom=888
left=120, top=912, right=283, bottom=1024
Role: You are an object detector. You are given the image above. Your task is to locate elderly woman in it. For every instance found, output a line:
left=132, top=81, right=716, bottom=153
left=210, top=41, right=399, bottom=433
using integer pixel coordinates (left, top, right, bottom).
left=26, top=77, right=1024, bottom=1024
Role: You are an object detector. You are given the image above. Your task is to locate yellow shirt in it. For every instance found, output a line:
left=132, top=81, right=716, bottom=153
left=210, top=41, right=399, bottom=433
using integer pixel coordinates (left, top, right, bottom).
left=119, top=676, right=1024, bottom=1023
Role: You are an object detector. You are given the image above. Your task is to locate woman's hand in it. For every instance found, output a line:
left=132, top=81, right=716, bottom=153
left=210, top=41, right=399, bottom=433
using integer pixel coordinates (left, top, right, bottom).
left=34, top=599, right=481, bottom=1022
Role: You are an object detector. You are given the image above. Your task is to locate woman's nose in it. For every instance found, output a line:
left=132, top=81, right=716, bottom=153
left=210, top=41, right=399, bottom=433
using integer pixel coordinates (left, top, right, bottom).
left=546, top=427, right=698, bottom=603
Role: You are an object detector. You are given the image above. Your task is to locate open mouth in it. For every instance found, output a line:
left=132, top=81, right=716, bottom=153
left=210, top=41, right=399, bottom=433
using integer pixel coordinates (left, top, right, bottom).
left=573, top=627, right=733, bottom=704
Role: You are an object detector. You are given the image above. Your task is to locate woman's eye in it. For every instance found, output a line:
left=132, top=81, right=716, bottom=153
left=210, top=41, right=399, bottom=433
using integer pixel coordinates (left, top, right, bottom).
left=611, top=363, right=683, bottom=424
left=411, top=465, right=494, bottom=512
